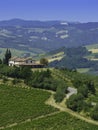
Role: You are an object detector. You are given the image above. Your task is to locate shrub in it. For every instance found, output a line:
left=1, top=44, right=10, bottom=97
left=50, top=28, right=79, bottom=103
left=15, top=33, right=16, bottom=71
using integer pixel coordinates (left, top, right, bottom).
left=78, top=85, right=89, bottom=98
left=91, top=104, right=98, bottom=120
left=2, top=76, right=8, bottom=83
left=66, top=94, right=84, bottom=112
left=12, top=78, right=21, bottom=85
left=54, top=81, right=68, bottom=102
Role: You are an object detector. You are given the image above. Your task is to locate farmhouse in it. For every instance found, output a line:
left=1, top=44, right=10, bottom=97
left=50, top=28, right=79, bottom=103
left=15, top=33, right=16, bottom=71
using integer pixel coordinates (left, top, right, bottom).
left=9, top=57, right=44, bottom=68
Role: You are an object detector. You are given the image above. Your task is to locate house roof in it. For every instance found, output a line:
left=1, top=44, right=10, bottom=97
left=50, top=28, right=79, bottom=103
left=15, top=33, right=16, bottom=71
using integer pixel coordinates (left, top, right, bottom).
left=9, top=57, right=35, bottom=62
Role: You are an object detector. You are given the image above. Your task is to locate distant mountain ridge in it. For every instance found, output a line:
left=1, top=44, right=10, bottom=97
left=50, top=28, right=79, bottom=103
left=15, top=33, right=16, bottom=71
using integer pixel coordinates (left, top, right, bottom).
left=0, top=19, right=60, bottom=27
left=0, top=19, right=98, bottom=52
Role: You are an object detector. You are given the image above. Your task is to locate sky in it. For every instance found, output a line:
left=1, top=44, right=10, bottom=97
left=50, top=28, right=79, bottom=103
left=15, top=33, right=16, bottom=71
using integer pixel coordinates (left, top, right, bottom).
left=0, top=0, right=98, bottom=22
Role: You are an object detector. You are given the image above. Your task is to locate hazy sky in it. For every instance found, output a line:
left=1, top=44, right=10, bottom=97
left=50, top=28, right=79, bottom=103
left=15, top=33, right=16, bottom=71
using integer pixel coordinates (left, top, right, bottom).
left=0, top=0, right=98, bottom=22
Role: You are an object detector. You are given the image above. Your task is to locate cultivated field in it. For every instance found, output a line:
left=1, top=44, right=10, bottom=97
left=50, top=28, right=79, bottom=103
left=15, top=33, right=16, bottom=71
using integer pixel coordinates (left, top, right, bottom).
left=89, top=49, right=98, bottom=54
left=0, top=84, right=57, bottom=128
left=5, top=112, right=98, bottom=130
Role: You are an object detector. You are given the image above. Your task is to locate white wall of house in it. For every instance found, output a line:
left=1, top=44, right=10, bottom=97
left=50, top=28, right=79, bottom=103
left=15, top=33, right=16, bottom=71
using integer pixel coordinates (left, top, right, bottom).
left=9, top=59, right=36, bottom=66
left=9, top=61, right=15, bottom=66
left=9, top=61, right=21, bottom=66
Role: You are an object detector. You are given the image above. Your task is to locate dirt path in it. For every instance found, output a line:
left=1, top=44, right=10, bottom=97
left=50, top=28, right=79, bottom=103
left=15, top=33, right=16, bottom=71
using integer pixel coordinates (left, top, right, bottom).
left=46, top=93, right=98, bottom=126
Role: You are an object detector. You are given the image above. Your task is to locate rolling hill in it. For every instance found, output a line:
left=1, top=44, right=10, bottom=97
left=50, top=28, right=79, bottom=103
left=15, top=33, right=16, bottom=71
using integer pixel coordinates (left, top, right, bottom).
left=0, top=19, right=98, bottom=53
left=45, top=46, right=98, bottom=75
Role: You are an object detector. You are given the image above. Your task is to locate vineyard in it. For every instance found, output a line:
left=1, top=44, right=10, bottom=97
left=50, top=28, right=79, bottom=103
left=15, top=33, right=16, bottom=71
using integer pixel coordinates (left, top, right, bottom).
left=0, top=84, right=57, bottom=128
left=4, top=112, right=98, bottom=130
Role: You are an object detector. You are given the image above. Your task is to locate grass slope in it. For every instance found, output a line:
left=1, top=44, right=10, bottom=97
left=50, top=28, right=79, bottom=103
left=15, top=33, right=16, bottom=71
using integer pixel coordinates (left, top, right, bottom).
left=77, top=68, right=90, bottom=73
left=86, top=44, right=98, bottom=50
left=0, top=48, right=45, bottom=59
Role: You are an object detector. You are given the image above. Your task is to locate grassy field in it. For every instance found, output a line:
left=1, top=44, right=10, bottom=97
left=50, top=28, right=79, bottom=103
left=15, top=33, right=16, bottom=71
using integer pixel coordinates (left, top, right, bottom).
left=37, top=51, right=65, bottom=63
left=0, top=84, right=57, bottom=127
left=86, top=44, right=98, bottom=54
left=0, top=48, right=34, bottom=59
left=46, top=53, right=65, bottom=63
left=89, top=49, right=98, bottom=54
left=5, top=112, right=98, bottom=130
left=86, top=44, right=98, bottom=50
left=77, top=68, right=90, bottom=73
left=0, top=48, right=45, bottom=59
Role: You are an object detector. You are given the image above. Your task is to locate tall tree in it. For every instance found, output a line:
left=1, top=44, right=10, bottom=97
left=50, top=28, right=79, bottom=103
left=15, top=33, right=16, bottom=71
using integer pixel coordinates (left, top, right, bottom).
left=0, top=59, right=2, bottom=64
left=3, top=49, right=11, bottom=65
left=87, top=81, right=96, bottom=94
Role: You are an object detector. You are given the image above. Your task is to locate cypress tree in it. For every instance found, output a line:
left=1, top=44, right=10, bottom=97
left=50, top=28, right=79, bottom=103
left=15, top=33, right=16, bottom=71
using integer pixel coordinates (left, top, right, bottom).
left=3, top=49, right=11, bottom=65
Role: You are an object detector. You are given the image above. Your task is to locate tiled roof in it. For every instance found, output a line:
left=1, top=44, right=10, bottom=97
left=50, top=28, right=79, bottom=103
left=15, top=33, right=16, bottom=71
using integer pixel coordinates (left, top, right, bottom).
left=9, top=57, right=35, bottom=62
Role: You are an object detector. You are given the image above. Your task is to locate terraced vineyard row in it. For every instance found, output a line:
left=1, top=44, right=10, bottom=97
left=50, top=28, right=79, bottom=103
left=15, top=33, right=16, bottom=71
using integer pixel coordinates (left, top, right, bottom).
left=51, top=69, right=73, bottom=86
